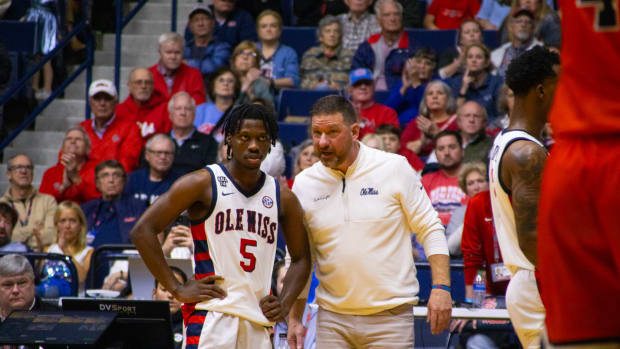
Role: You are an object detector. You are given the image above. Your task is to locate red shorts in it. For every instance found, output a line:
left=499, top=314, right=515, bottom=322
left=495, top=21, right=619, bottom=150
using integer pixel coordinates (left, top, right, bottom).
left=538, top=137, right=620, bottom=344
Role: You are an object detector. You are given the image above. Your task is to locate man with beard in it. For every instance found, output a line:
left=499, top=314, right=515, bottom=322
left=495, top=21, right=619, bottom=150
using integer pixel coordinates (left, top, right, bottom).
left=421, top=130, right=468, bottom=226
left=491, top=9, right=542, bottom=77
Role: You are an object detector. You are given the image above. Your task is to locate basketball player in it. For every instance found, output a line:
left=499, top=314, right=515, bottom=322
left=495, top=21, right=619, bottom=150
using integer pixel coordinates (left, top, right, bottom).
left=488, top=46, right=559, bottom=349
left=130, top=104, right=311, bottom=349
left=538, top=1, right=620, bottom=347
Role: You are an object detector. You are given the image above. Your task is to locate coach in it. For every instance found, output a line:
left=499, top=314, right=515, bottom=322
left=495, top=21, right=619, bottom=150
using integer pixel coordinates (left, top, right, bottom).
left=288, top=95, right=452, bottom=348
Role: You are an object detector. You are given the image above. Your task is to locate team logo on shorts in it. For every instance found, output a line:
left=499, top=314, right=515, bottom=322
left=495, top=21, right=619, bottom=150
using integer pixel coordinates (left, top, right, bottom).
left=217, top=176, right=228, bottom=187
left=262, top=196, right=274, bottom=208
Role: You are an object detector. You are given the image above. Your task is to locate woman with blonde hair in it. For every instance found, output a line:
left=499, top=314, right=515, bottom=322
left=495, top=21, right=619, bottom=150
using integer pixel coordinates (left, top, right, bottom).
left=46, top=200, right=93, bottom=286
left=256, top=10, right=299, bottom=89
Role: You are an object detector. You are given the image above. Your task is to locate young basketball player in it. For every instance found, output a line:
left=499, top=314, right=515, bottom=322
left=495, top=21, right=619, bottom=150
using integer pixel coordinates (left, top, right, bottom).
left=130, top=103, right=311, bottom=349
left=488, top=46, right=560, bottom=349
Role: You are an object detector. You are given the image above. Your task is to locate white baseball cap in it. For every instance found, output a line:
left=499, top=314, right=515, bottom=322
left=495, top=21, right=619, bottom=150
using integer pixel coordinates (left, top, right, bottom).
left=88, top=79, right=117, bottom=98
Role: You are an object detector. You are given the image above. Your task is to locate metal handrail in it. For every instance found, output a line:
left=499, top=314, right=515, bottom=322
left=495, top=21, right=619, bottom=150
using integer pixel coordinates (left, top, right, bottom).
left=113, top=0, right=150, bottom=92
left=0, top=251, right=80, bottom=297
left=0, top=0, right=94, bottom=151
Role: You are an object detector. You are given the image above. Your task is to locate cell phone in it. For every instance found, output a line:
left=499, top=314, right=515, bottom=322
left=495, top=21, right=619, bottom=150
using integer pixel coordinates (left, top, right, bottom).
left=173, top=214, right=190, bottom=228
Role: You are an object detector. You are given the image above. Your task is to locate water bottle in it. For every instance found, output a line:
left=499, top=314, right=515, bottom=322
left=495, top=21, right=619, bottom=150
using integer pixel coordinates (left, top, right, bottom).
left=277, top=333, right=290, bottom=349
left=473, top=269, right=487, bottom=308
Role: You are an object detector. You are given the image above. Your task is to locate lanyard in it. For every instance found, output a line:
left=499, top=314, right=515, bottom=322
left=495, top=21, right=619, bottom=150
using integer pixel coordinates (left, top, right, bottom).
left=10, top=198, right=34, bottom=227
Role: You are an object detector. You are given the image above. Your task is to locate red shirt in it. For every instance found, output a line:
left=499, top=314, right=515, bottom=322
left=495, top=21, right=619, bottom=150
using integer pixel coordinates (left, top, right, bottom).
left=115, top=91, right=171, bottom=139
left=39, top=161, right=100, bottom=204
left=80, top=117, right=144, bottom=173
left=549, top=0, right=620, bottom=137
left=427, top=0, right=481, bottom=29
left=359, top=103, right=399, bottom=138
left=421, top=169, right=467, bottom=226
left=401, top=115, right=459, bottom=157
left=461, top=191, right=509, bottom=296
left=148, top=63, right=206, bottom=106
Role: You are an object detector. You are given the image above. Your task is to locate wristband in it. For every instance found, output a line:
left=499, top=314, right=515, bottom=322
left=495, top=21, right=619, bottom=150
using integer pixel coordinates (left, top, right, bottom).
left=432, top=284, right=451, bottom=292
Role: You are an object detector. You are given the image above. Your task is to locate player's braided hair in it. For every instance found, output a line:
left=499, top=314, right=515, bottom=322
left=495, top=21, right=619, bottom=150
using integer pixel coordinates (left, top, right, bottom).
left=505, top=46, right=560, bottom=96
left=217, top=103, right=279, bottom=160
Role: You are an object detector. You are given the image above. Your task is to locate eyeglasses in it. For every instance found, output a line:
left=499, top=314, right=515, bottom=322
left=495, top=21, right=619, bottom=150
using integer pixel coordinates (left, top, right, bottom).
left=238, top=51, right=257, bottom=57
left=147, top=149, right=174, bottom=157
left=8, top=165, right=33, bottom=172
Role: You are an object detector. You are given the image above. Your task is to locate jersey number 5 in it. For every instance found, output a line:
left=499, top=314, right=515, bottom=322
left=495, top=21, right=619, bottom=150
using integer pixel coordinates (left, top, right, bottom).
left=578, top=0, right=619, bottom=31
left=240, top=238, right=257, bottom=272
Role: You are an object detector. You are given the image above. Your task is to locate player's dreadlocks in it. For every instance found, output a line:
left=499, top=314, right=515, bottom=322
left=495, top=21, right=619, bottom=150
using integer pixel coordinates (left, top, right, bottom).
left=215, top=103, right=279, bottom=160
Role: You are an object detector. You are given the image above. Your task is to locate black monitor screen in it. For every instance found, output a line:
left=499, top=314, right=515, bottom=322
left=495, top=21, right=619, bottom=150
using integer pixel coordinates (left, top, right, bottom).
left=61, top=298, right=174, bottom=349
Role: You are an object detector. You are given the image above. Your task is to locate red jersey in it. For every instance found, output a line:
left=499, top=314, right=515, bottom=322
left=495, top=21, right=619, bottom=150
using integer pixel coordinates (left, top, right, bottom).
left=358, top=103, right=399, bottom=138
left=549, top=0, right=620, bottom=136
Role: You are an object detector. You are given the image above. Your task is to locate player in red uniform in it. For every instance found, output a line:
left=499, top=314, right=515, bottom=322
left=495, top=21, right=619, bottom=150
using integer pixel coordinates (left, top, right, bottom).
left=537, top=0, right=620, bottom=346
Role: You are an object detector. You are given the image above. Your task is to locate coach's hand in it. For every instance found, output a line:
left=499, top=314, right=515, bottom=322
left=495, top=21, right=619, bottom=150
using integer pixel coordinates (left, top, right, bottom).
left=174, top=275, right=227, bottom=303
left=259, top=295, right=283, bottom=322
left=427, top=288, right=452, bottom=334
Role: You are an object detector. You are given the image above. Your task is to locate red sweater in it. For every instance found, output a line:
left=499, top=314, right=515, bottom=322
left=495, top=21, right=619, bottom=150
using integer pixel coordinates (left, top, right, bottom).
left=148, top=63, right=206, bottom=105
left=116, top=91, right=171, bottom=139
left=79, top=117, right=144, bottom=173
left=461, top=191, right=509, bottom=296
left=39, top=160, right=100, bottom=204
left=401, top=115, right=459, bottom=157
left=426, top=0, right=481, bottom=29
left=359, top=103, right=399, bottom=138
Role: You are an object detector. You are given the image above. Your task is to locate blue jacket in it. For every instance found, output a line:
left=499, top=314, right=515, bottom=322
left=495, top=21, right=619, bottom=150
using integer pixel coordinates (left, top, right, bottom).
left=184, top=39, right=232, bottom=78
left=385, top=80, right=428, bottom=127
left=352, top=31, right=415, bottom=91
left=82, top=194, right=146, bottom=247
left=446, top=73, right=504, bottom=121
left=257, top=42, right=300, bottom=87
left=126, top=168, right=182, bottom=206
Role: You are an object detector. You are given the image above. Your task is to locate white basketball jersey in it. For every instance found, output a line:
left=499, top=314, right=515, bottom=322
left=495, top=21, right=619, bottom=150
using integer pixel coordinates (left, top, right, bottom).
left=488, top=130, right=546, bottom=274
left=191, top=164, right=280, bottom=326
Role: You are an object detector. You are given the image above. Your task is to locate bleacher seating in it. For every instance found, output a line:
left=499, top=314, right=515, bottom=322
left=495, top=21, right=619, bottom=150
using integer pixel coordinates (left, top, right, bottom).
left=281, top=27, right=501, bottom=61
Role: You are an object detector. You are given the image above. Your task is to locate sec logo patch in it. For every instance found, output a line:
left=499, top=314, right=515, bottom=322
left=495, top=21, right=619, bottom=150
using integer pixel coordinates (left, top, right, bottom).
left=262, top=196, right=273, bottom=208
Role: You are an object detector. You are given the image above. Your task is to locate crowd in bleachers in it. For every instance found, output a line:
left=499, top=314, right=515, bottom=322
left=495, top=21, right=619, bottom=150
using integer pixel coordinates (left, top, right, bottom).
left=0, top=0, right=563, bottom=347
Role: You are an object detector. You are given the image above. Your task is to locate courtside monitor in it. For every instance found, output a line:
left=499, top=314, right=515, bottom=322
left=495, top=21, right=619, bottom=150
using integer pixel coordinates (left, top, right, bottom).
left=62, top=298, right=174, bottom=349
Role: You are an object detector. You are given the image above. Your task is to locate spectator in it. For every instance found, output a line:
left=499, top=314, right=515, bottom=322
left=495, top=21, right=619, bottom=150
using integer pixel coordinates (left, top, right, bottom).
left=424, top=0, right=481, bottom=30
left=194, top=67, right=240, bottom=140
left=457, top=101, right=494, bottom=164
left=24, top=0, right=58, bottom=101
left=447, top=43, right=504, bottom=121
left=80, top=79, right=144, bottom=173
left=445, top=162, right=489, bottom=256
left=40, top=126, right=100, bottom=204
left=160, top=219, right=194, bottom=260
left=45, top=201, right=93, bottom=287
left=82, top=160, right=145, bottom=248
left=294, top=0, right=348, bottom=26
left=347, top=68, right=399, bottom=138
left=361, top=133, right=385, bottom=150
left=421, top=130, right=468, bottom=226
left=476, top=0, right=511, bottom=30
left=152, top=266, right=187, bottom=349
left=401, top=80, right=459, bottom=157
left=0, top=254, right=59, bottom=322
left=286, top=139, right=319, bottom=188
left=337, top=0, right=381, bottom=51
left=256, top=10, right=300, bottom=89
left=116, top=68, right=171, bottom=139
left=300, top=15, right=355, bottom=91
left=149, top=33, right=207, bottom=105
left=438, top=19, right=483, bottom=79
left=230, top=41, right=274, bottom=106
left=489, top=83, right=514, bottom=134
left=168, top=92, right=218, bottom=175
left=0, top=203, right=29, bottom=253
left=374, top=123, right=425, bottom=172
left=506, top=0, right=561, bottom=46
left=204, top=0, right=257, bottom=49
left=352, top=0, right=415, bottom=91
left=385, top=47, right=437, bottom=127
left=1, top=154, right=57, bottom=251
left=126, top=134, right=181, bottom=206
left=491, top=9, right=542, bottom=77
left=184, top=5, right=232, bottom=85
